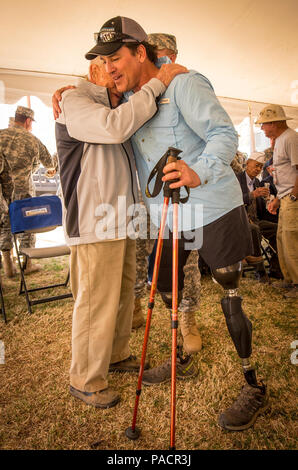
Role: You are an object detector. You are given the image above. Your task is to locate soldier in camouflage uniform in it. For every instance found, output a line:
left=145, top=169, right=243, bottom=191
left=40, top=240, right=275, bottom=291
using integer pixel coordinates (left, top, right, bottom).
left=133, top=34, right=202, bottom=355
left=0, top=106, right=54, bottom=277
left=133, top=33, right=179, bottom=328
left=147, top=33, right=178, bottom=63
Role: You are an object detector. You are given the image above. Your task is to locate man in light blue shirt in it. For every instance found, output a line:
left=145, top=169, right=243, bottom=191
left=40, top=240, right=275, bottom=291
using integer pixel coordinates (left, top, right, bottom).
left=131, top=68, right=243, bottom=231
left=86, top=16, right=269, bottom=432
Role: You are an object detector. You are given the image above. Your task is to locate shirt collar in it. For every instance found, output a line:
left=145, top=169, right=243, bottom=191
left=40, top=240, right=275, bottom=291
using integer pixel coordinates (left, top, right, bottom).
left=245, top=172, right=255, bottom=190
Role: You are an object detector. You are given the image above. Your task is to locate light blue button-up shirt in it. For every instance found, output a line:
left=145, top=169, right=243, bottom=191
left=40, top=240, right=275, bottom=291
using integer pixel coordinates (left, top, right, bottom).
left=125, top=60, right=243, bottom=231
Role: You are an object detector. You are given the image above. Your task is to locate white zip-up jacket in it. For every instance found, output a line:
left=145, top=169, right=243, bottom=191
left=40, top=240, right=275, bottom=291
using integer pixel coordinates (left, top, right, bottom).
left=55, top=78, right=165, bottom=245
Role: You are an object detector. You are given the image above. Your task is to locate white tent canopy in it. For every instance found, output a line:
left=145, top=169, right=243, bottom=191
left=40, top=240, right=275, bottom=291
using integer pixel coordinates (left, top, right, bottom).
left=0, top=0, right=297, bottom=127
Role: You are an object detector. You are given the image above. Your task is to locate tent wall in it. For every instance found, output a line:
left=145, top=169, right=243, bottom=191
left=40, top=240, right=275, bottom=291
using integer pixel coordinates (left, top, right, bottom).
left=0, top=0, right=297, bottom=107
left=1, top=68, right=298, bottom=129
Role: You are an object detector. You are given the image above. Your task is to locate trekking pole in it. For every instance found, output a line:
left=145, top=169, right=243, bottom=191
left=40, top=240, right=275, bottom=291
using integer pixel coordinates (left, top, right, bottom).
left=125, top=194, right=170, bottom=441
left=125, top=147, right=186, bottom=448
left=170, top=181, right=180, bottom=450
left=162, top=149, right=181, bottom=450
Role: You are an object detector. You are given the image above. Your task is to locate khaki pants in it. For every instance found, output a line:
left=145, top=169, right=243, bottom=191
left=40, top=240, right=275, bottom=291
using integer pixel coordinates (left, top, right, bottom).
left=277, top=195, right=298, bottom=284
left=69, top=238, right=136, bottom=392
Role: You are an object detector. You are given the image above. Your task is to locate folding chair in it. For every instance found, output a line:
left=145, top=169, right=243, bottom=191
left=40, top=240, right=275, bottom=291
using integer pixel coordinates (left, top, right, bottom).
left=261, top=236, right=276, bottom=268
left=242, top=235, right=275, bottom=279
left=9, top=195, right=72, bottom=314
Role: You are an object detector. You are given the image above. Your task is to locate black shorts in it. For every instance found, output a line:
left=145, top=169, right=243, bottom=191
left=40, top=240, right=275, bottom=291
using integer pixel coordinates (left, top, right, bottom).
left=157, top=205, right=253, bottom=292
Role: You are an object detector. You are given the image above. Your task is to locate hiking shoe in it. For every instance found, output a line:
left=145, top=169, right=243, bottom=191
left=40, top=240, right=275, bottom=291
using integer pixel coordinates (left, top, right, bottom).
left=109, top=355, right=149, bottom=373
left=70, top=386, right=120, bottom=409
left=218, top=383, right=269, bottom=431
left=142, top=355, right=198, bottom=385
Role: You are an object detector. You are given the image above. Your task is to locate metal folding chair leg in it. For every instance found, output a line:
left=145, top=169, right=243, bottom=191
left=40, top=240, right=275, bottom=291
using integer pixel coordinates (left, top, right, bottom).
left=0, top=279, right=7, bottom=323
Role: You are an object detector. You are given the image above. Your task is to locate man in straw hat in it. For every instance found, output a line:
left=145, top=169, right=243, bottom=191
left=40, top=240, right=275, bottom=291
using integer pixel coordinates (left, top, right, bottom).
left=256, top=104, right=298, bottom=298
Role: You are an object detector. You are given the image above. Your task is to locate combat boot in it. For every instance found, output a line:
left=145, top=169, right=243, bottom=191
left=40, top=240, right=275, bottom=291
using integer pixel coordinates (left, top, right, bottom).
left=2, top=250, right=17, bottom=278
left=24, top=258, right=42, bottom=274
left=132, top=298, right=145, bottom=329
left=180, top=310, right=202, bottom=354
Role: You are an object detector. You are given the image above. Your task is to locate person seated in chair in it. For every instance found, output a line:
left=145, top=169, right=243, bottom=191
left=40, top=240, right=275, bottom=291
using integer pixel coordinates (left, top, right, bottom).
left=237, top=151, right=282, bottom=280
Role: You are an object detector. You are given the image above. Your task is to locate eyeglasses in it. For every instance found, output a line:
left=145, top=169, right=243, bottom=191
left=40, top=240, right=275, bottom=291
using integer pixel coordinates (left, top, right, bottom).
left=94, top=31, right=135, bottom=43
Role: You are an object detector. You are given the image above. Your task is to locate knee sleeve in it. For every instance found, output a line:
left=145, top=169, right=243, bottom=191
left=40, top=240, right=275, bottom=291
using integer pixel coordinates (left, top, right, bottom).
left=221, top=296, right=252, bottom=359
left=212, top=262, right=242, bottom=290
left=160, top=290, right=183, bottom=309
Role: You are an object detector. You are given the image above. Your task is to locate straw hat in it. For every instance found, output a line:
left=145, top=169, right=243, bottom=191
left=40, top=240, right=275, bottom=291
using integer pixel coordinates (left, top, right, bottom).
left=255, top=104, right=293, bottom=124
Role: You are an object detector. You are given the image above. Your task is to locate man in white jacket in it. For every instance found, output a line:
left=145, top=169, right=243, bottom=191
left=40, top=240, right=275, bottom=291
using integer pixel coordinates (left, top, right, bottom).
left=55, top=55, right=186, bottom=408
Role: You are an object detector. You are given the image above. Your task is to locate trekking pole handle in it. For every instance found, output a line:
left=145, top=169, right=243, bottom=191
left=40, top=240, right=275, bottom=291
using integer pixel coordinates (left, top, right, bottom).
left=164, top=147, right=182, bottom=202
left=166, top=147, right=182, bottom=164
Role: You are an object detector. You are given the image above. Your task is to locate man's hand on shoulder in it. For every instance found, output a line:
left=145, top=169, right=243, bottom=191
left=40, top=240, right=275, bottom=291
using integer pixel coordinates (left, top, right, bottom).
left=156, top=63, right=188, bottom=87
left=52, top=85, right=76, bottom=120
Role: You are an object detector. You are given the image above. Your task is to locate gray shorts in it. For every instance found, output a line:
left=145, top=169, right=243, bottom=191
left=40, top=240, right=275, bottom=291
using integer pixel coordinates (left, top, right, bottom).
left=157, top=205, right=252, bottom=292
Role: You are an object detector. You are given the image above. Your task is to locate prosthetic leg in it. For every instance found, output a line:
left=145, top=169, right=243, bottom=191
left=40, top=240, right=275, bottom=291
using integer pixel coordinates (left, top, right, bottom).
left=212, top=262, right=269, bottom=430
left=211, top=262, right=258, bottom=387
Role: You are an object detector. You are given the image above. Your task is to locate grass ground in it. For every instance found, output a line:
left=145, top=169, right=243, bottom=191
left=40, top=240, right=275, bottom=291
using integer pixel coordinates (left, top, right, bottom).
left=0, top=257, right=297, bottom=450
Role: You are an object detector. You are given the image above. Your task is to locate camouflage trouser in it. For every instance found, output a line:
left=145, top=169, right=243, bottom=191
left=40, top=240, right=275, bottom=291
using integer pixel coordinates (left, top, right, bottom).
left=135, top=236, right=155, bottom=299
left=135, top=236, right=201, bottom=312
left=0, top=190, right=35, bottom=252
left=134, top=207, right=156, bottom=299
left=178, top=250, right=201, bottom=313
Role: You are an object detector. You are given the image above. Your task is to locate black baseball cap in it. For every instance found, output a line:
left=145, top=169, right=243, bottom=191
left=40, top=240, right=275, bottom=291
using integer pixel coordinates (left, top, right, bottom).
left=85, top=16, right=148, bottom=60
